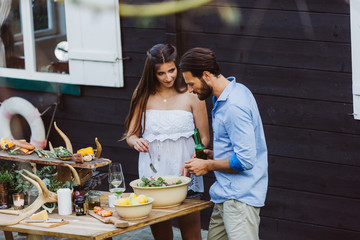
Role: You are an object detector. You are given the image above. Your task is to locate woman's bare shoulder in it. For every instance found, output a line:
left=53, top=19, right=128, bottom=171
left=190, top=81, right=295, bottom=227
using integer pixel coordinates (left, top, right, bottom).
left=183, top=91, right=201, bottom=103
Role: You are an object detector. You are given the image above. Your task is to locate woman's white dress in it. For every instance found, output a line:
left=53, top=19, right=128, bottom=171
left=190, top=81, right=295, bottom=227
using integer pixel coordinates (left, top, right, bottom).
left=139, top=109, right=204, bottom=193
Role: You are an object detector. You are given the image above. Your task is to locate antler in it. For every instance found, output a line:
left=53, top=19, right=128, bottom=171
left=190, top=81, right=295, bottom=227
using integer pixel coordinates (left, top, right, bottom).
left=0, top=164, right=81, bottom=226
left=0, top=170, right=57, bottom=226
left=54, top=122, right=73, bottom=154
left=95, top=137, right=102, bottom=158
left=64, top=164, right=81, bottom=185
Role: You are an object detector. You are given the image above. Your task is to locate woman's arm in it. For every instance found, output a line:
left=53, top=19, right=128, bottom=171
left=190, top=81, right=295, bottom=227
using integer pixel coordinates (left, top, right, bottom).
left=191, top=94, right=210, bottom=147
left=125, top=107, right=149, bottom=152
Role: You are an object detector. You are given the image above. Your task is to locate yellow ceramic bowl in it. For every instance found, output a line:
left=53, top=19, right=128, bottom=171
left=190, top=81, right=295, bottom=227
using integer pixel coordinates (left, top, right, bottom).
left=114, top=197, right=154, bottom=220
left=129, top=176, right=191, bottom=208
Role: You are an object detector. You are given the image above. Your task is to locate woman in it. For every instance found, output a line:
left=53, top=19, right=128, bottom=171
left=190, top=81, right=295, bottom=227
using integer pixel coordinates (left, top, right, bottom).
left=123, top=43, right=209, bottom=240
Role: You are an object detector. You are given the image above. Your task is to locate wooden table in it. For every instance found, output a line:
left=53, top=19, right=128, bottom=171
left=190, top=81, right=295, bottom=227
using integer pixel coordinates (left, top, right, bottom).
left=0, top=151, right=111, bottom=169
left=0, top=150, right=112, bottom=182
left=0, top=196, right=213, bottom=240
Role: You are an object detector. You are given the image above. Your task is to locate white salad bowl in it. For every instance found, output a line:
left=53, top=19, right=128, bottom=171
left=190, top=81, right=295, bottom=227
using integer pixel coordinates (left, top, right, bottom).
left=129, top=176, right=191, bottom=208
left=114, top=197, right=154, bottom=220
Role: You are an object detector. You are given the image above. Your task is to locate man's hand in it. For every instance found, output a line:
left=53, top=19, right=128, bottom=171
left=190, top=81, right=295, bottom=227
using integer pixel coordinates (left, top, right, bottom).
left=184, top=158, right=210, bottom=176
left=192, top=149, right=213, bottom=159
left=180, top=164, right=190, bottom=177
left=203, top=149, right=213, bottom=159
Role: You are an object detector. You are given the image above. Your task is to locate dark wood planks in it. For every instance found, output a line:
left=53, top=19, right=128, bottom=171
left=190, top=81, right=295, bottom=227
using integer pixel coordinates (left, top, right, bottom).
left=257, top=95, right=357, bottom=134
left=262, top=187, right=360, bottom=232
left=182, top=32, right=351, bottom=72
left=260, top=217, right=360, bottom=240
left=182, top=6, right=350, bottom=42
left=223, top=63, right=352, bottom=102
left=268, top=155, right=360, bottom=199
left=265, top=125, right=360, bottom=166
left=207, top=0, right=350, bottom=14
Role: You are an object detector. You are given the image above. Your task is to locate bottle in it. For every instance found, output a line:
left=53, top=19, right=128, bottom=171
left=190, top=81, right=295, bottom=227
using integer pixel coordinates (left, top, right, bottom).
left=194, top=128, right=207, bottom=159
left=74, top=196, right=86, bottom=216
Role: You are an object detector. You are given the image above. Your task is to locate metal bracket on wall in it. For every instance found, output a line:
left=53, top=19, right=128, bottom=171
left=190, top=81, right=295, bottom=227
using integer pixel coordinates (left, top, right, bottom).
left=39, top=84, right=62, bottom=141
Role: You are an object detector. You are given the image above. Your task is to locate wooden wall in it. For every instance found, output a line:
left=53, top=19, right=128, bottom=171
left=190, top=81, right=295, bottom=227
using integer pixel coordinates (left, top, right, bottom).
left=0, top=0, right=358, bottom=239
left=177, top=0, right=358, bottom=239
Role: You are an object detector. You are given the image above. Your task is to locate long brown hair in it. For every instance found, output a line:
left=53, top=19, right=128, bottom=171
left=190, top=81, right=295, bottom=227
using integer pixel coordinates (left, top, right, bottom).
left=122, top=43, right=186, bottom=139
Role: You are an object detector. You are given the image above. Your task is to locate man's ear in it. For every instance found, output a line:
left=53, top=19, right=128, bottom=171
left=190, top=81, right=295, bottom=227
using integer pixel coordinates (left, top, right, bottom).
left=202, top=71, right=212, bottom=83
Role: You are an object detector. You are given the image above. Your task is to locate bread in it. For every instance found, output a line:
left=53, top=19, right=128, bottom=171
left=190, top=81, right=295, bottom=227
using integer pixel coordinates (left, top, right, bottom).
left=12, top=139, right=36, bottom=150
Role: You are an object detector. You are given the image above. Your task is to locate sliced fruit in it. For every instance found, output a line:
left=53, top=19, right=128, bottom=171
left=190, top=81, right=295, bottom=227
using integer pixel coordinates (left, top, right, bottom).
left=128, top=193, right=137, bottom=200
left=129, top=199, right=141, bottom=205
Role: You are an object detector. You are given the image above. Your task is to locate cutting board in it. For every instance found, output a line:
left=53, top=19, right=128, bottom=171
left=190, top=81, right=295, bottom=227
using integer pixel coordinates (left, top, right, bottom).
left=88, top=210, right=132, bottom=228
left=20, top=220, right=70, bottom=228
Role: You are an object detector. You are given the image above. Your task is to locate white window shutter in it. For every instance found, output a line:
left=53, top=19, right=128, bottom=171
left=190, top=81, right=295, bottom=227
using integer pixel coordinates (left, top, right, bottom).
left=351, top=0, right=360, bottom=119
left=64, top=0, right=123, bottom=87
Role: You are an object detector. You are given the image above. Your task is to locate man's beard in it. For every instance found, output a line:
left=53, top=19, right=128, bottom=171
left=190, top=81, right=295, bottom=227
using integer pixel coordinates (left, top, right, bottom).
left=195, top=77, right=213, bottom=100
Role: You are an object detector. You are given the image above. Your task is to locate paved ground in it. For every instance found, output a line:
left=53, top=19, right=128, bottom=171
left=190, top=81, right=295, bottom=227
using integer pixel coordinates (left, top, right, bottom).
left=0, top=227, right=208, bottom=240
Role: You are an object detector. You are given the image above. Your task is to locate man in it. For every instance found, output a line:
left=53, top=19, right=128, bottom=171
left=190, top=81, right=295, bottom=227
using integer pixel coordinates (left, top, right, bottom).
left=179, top=47, right=268, bottom=240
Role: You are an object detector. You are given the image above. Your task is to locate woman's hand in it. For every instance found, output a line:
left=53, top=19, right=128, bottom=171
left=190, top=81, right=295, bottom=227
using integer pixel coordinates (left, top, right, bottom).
left=133, top=138, right=149, bottom=152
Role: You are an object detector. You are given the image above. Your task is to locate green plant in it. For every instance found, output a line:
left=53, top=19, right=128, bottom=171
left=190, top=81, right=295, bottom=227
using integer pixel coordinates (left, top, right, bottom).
left=0, top=163, right=72, bottom=195
left=0, top=170, right=15, bottom=186
left=20, top=165, right=62, bottom=193
left=0, top=163, right=16, bottom=190
left=14, top=169, right=32, bottom=194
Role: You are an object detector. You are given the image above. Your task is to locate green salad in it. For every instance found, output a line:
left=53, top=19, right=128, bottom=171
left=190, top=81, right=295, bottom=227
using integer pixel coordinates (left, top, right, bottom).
left=138, top=177, right=183, bottom=187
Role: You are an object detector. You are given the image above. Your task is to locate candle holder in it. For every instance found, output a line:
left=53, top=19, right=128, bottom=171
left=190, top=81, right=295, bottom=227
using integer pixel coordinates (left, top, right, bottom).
left=12, top=193, right=24, bottom=210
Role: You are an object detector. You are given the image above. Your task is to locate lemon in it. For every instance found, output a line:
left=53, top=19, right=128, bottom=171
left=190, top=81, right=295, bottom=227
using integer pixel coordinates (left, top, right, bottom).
left=137, top=194, right=148, bottom=203
left=117, top=198, right=130, bottom=205
left=134, top=196, right=147, bottom=204
left=128, top=193, right=137, bottom=200
left=129, top=199, right=140, bottom=205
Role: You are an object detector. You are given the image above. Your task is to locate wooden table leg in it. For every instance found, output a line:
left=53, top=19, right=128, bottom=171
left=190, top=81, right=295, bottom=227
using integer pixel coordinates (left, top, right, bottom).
left=4, top=231, right=13, bottom=240
left=27, top=234, right=43, bottom=240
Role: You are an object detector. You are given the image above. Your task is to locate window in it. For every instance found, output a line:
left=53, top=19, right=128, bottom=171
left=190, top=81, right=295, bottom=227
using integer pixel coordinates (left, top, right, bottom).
left=0, top=0, right=124, bottom=87
left=351, top=0, right=360, bottom=119
left=12, top=0, right=57, bottom=40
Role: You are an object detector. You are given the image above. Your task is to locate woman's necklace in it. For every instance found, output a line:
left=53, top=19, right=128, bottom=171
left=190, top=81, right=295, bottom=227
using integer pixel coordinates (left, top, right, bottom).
left=157, top=91, right=170, bottom=103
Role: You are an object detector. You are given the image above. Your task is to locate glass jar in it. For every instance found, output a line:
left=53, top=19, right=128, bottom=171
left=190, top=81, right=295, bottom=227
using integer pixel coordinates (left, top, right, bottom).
left=27, top=187, right=38, bottom=206
left=74, top=196, right=86, bottom=216
left=87, top=190, right=101, bottom=210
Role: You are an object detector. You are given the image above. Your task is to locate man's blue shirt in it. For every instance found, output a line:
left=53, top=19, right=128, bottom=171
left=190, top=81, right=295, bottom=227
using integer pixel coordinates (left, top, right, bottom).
left=210, top=77, right=268, bottom=207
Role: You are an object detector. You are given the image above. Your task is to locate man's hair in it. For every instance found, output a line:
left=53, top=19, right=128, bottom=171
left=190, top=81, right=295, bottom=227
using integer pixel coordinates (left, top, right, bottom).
left=179, top=47, right=221, bottom=78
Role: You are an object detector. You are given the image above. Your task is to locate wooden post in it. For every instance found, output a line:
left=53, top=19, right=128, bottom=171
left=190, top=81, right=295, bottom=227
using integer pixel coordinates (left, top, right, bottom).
left=56, top=166, right=72, bottom=183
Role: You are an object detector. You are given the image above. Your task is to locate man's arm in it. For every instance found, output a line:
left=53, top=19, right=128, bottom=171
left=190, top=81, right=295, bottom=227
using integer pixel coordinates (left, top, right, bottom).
left=183, top=103, right=257, bottom=176
left=183, top=157, right=237, bottom=177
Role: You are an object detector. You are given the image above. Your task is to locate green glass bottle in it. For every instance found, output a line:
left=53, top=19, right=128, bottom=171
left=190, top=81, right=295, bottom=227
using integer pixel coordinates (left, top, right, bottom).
left=194, top=128, right=207, bottom=159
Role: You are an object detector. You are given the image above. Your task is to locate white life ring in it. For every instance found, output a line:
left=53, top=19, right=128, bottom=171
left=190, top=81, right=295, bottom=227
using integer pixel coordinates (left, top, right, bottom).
left=0, top=97, right=46, bottom=149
